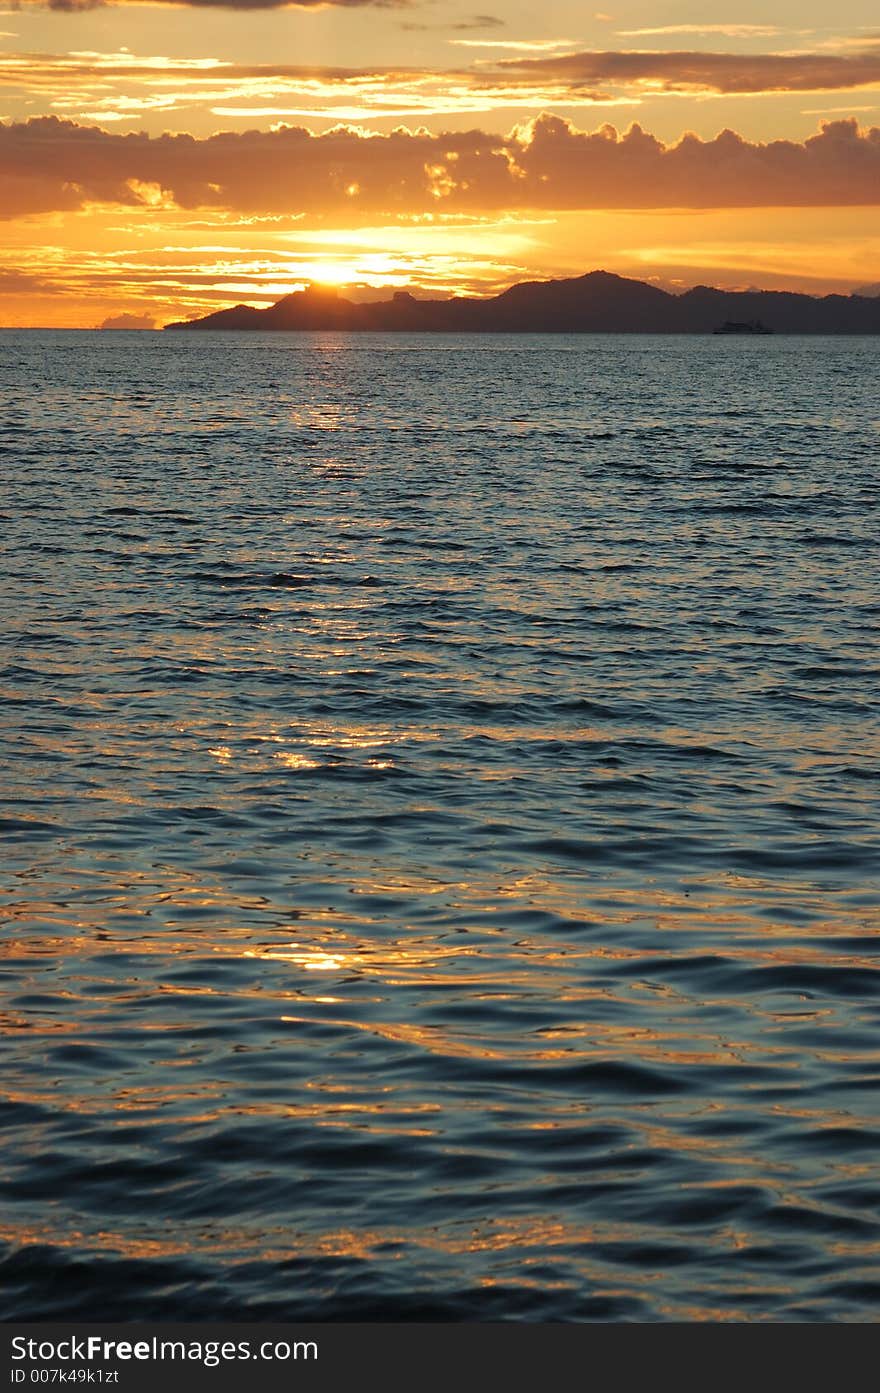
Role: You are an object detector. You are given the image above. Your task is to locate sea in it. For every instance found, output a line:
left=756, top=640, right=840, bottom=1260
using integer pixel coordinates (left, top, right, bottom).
left=1, top=330, right=878, bottom=1321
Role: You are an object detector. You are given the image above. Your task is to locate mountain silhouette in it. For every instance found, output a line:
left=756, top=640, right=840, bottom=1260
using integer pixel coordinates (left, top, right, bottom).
left=164, top=270, right=880, bottom=334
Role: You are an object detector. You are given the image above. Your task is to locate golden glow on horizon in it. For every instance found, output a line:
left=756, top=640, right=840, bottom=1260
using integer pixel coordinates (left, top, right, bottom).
left=2, top=202, right=878, bottom=328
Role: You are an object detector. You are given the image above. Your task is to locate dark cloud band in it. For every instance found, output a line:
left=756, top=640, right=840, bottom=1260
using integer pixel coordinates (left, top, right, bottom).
left=45, top=0, right=403, bottom=10
left=494, top=46, right=880, bottom=95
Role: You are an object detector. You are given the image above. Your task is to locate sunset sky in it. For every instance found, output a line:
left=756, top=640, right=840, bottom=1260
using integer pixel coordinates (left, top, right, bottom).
left=2, top=0, right=880, bottom=325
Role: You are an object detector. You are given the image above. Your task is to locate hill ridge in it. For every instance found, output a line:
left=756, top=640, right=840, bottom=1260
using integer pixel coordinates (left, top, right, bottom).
left=164, top=271, right=880, bottom=334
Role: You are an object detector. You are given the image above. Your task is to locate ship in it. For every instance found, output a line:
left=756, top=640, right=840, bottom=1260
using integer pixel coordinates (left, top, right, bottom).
left=713, top=319, right=774, bottom=335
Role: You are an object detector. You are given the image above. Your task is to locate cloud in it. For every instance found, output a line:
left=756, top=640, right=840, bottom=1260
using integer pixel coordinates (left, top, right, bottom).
left=5, top=44, right=880, bottom=132
left=452, top=14, right=503, bottom=30
left=98, top=310, right=157, bottom=327
left=3, top=114, right=880, bottom=221
left=401, top=14, right=504, bottom=32
left=0, top=267, right=50, bottom=290
left=0, top=50, right=630, bottom=123
left=44, top=0, right=400, bottom=9
left=802, top=104, right=878, bottom=113
left=494, top=45, right=880, bottom=95
left=449, top=39, right=578, bottom=53
left=615, top=26, right=790, bottom=39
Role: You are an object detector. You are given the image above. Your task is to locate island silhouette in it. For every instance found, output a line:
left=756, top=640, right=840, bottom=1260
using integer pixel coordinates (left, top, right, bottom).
left=165, top=270, right=880, bottom=334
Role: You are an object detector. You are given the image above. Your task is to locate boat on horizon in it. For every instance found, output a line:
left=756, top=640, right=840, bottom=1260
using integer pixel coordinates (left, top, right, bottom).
left=713, top=319, right=774, bottom=335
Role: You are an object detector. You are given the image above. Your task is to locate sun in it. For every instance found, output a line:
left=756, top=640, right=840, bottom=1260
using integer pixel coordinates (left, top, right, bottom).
left=306, top=262, right=355, bottom=287
left=296, top=253, right=414, bottom=290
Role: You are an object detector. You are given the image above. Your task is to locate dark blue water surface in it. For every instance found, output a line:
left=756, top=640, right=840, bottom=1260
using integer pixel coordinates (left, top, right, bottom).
left=1, top=330, right=879, bottom=1321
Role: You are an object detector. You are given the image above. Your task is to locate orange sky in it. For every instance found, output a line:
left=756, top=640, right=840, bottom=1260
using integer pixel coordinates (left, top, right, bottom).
left=1, top=1, right=879, bottom=325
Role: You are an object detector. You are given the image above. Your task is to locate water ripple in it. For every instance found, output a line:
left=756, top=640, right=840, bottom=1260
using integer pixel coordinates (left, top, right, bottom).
left=1, top=330, right=878, bottom=1321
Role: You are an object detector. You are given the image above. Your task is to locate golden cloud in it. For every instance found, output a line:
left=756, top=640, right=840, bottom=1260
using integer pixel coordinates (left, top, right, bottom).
left=2, top=114, right=879, bottom=221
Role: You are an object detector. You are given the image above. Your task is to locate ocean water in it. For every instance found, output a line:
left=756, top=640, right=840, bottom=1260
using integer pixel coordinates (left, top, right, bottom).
left=1, top=329, right=878, bottom=1322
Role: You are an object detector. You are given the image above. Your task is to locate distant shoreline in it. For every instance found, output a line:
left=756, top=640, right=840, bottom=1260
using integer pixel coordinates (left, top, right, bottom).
left=4, top=326, right=880, bottom=337
left=163, top=269, right=880, bottom=336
